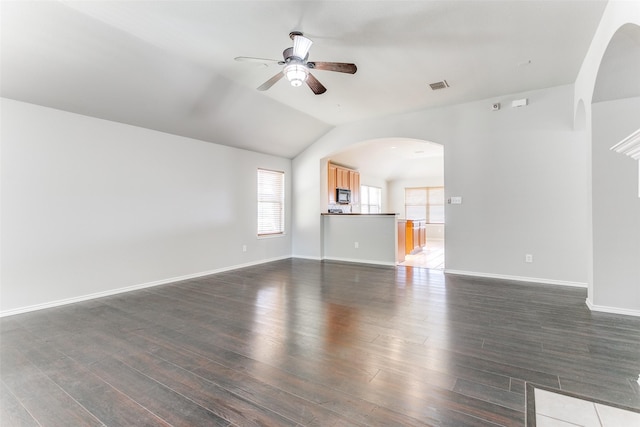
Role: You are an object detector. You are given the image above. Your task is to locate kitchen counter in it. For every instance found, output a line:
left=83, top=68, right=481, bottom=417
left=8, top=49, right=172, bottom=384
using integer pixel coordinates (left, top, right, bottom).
left=321, top=213, right=398, bottom=266
left=321, top=212, right=398, bottom=216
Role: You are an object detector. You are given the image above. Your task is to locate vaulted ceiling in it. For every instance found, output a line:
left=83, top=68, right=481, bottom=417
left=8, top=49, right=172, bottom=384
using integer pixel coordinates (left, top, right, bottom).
left=1, top=1, right=607, bottom=160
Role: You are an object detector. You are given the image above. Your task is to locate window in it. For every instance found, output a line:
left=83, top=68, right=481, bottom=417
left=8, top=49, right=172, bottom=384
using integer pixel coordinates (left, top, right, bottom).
left=405, top=187, right=444, bottom=223
left=361, top=185, right=382, bottom=213
left=257, top=168, right=284, bottom=236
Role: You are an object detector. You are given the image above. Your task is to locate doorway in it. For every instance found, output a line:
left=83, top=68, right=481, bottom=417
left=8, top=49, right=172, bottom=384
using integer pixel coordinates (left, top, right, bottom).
left=400, top=239, right=445, bottom=269
left=323, top=137, right=445, bottom=270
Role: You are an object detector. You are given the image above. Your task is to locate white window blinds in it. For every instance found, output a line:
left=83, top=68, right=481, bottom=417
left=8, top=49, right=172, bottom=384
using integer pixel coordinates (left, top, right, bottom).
left=257, top=169, right=285, bottom=236
left=405, top=187, right=444, bottom=223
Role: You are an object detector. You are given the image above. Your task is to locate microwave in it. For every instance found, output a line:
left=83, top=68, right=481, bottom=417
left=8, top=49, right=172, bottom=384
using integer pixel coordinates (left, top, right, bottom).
left=336, top=188, right=351, bottom=204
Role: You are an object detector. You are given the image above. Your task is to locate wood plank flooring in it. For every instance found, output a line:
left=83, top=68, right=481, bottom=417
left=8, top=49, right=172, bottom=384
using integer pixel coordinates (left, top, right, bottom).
left=1, top=259, right=639, bottom=426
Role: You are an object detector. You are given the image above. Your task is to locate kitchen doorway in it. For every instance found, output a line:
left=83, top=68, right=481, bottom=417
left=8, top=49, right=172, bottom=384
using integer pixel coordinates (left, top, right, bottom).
left=399, top=239, right=444, bottom=269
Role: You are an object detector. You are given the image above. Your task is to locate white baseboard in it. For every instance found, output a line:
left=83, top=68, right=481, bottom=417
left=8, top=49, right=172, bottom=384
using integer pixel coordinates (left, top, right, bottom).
left=321, top=256, right=396, bottom=267
left=586, top=298, right=640, bottom=317
left=291, top=254, right=322, bottom=261
left=444, top=269, right=587, bottom=288
left=0, top=256, right=290, bottom=318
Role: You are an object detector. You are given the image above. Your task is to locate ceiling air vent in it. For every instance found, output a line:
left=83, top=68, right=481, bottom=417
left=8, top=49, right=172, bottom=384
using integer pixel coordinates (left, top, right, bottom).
left=429, top=80, right=449, bottom=90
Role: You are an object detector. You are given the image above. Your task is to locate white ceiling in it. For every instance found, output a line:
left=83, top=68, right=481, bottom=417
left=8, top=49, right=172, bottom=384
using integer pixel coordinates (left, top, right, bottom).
left=1, top=0, right=607, bottom=172
left=329, top=138, right=444, bottom=181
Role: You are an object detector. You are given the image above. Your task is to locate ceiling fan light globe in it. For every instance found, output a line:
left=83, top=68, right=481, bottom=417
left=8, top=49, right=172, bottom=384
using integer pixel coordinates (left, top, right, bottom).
left=284, top=64, right=308, bottom=87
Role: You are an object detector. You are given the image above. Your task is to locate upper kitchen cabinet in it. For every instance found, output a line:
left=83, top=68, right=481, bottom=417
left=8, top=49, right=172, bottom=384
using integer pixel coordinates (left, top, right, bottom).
left=337, top=167, right=350, bottom=189
left=327, top=162, right=360, bottom=207
left=328, top=163, right=337, bottom=204
left=350, top=169, right=360, bottom=206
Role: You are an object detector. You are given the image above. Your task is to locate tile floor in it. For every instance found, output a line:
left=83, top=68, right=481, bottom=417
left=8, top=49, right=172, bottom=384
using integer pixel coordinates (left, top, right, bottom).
left=399, top=239, right=445, bottom=269
left=532, top=387, right=640, bottom=426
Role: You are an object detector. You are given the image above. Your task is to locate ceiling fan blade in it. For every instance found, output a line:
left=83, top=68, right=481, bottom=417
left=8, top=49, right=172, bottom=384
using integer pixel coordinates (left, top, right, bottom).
left=306, top=73, right=327, bottom=95
left=308, top=61, right=357, bottom=74
left=235, top=56, right=282, bottom=65
left=257, top=72, right=284, bottom=91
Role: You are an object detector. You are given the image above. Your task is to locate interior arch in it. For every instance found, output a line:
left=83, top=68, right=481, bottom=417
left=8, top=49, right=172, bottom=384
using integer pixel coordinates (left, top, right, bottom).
left=589, top=22, right=640, bottom=313
left=574, top=99, right=587, bottom=131
left=592, top=23, right=640, bottom=103
left=320, top=137, right=445, bottom=268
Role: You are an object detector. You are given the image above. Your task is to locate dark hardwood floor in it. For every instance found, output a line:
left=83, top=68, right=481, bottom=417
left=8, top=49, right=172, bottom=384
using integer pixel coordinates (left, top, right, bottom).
left=1, top=259, right=639, bottom=426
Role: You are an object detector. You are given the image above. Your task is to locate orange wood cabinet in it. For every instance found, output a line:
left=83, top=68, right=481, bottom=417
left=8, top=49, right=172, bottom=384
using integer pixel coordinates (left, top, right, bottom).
left=397, top=220, right=406, bottom=262
left=349, top=170, right=360, bottom=205
left=337, top=167, right=350, bottom=189
left=405, top=220, right=426, bottom=254
left=328, top=162, right=360, bottom=207
left=328, top=163, right=337, bottom=204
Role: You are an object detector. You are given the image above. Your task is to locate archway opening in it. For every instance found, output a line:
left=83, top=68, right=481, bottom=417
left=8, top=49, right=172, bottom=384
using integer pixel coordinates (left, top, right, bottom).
left=590, top=23, right=640, bottom=311
left=321, top=138, right=445, bottom=269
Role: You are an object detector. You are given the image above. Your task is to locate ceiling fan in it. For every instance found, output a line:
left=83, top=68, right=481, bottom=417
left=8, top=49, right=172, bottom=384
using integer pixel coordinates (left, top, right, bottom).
left=235, top=31, right=357, bottom=95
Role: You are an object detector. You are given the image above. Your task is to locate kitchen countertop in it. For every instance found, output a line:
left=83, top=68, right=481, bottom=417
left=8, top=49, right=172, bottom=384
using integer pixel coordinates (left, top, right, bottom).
left=321, top=212, right=398, bottom=216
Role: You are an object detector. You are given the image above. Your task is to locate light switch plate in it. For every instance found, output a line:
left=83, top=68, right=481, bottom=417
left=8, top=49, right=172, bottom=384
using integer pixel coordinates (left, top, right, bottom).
left=450, top=196, right=463, bottom=204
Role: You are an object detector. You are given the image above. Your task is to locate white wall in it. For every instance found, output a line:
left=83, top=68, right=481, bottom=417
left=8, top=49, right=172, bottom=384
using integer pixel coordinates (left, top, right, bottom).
left=591, top=97, right=640, bottom=312
left=1, top=98, right=292, bottom=314
left=293, top=84, right=588, bottom=286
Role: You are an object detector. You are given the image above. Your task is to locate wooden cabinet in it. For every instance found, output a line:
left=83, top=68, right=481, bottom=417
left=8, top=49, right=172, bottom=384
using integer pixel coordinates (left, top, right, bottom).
left=337, top=167, right=350, bottom=189
left=327, top=162, right=360, bottom=207
left=349, top=171, right=360, bottom=206
left=328, top=163, right=337, bottom=204
left=405, top=220, right=426, bottom=254
left=397, top=220, right=406, bottom=263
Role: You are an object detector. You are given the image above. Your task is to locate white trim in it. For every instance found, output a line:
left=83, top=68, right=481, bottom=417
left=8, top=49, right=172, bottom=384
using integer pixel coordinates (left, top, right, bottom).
left=444, top=269, right=587, bottom=288
left=321, top=256, right=396, bottom=267
left=610, top=128, right=640, bottom=160
left=0, top=256, right=290, bottom=318
left=586, top=298, right=640, bottom=317
left=292, top=255, right=322, bottom=261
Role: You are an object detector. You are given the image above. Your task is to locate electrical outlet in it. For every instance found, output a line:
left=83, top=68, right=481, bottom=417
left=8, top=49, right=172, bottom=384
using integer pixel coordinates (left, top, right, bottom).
left=242, top=245, right=247, bottom=252
left=525, top=254, right=533, bottom=263
left=354, top=242, right=359, bottom=249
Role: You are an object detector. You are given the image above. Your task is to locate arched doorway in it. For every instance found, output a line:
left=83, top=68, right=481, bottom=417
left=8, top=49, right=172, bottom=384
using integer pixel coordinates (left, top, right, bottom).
left=322, top=138, right=445, bottom=269
left=589, top=23, right=640, bottom=313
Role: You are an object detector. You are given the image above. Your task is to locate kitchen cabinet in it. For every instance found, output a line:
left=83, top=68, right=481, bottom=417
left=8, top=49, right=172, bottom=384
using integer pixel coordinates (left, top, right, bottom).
left=419, top=221, right=426, bottom=247
left=350, top=170, right=360, bottom=205
left=337, top=167, right=350, bottom=189
left=397, top=220, right=406, bottom=262
left=327, top=162, right=360, bottom=207
left=328, top=163, right=337, bottom=204
left=405, top=220, right=426, bottom=254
